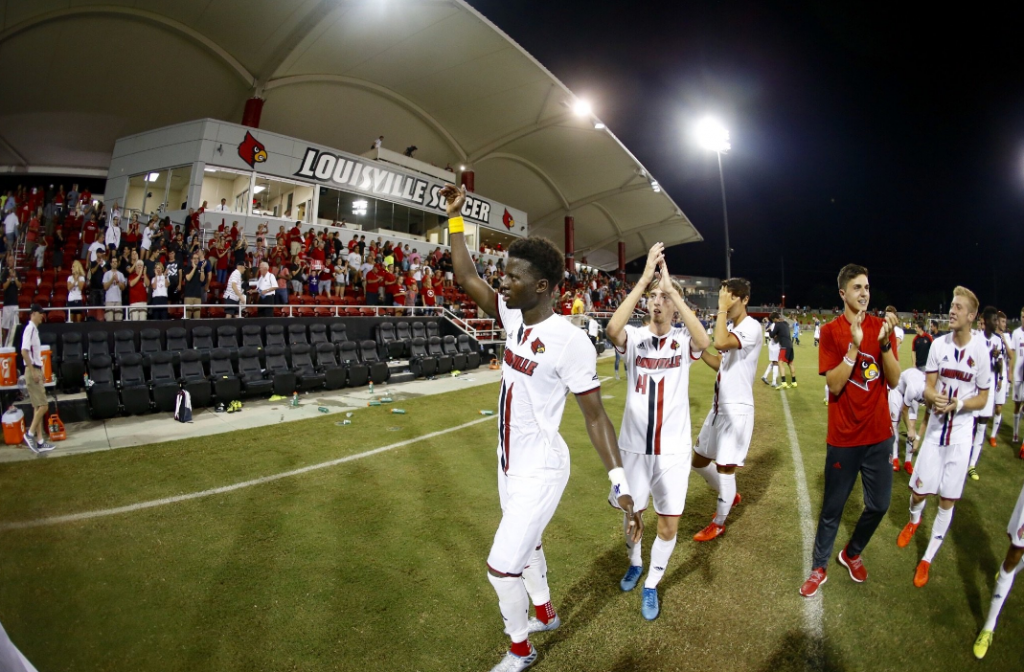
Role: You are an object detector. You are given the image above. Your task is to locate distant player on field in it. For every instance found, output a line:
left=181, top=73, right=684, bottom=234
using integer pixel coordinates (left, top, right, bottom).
left=896, top=287, right=990, bottom=588
left=800, top=264, right=899, bottom=598
left=888, top=305, right=904, bottom=348
left=606, top=242, right=708, bottom=621
left=988, top=310, right=1011, bottom=446
left=972, top=476, right=1024, bottom=659
left=966, top=307, right=1002, bottom=481
left=442, top=185, right=642, bottom=672
left=761, top=312, right=780, bottom=388
left=692, top=277, right=762, bottom=542
left=889, top=366, right=927, bottom=474
left=813, top=318, right=821, bottom=347
left=773, top=314, right=797, bottom=389
left=911, top=321, right=933, bottom=370
left=1011, top=307, right=1024, bottom=449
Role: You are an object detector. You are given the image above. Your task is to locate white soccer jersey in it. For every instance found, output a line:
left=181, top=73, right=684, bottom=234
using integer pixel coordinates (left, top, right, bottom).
left=814, top=325, right=821, bottom=339
left=975, top=330, right=1003, bottom=416
left=493, top=296, right=599, bottom=479
left=923, top=333, right=992, bottom=446
left=894, top=326, right=905, bottom=344
left=1012, top=327, right=1024, bottom=380
left=713, top=316, right=763, bottom=410
left=617, top=324, right=701, bottom=455
left=898, top=367, right=926, bottom=410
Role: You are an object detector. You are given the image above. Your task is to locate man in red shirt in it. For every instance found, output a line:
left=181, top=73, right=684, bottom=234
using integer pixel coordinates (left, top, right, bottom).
left=288, top=222, right=303, bottom=257
left=383, top=264, right=399, bottom=306
left=364, top=264, right=381, bottom=306
left=800, top=264, right=900, bottom=597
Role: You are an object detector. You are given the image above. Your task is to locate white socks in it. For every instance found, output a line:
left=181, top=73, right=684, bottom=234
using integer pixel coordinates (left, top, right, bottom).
left=694, top=463, right=720, bottom=493
left=762, top=362, right=772, bottom=379
left=772, top=366, right=778, bottom=385
left=522, top=546, right=551, bottom=608
left=1014, top=411, right=1021, bottom=438
left=983, top=559, right=1024, bottom=631
left=991, top=414, right=1003, bottom=439
left=644, top=535, right=677, bottom=589
left=714, top=473, right=736, bottom=525
left=904, top=437, right=915, bottom=463
left=970, top=421, right=986, bottom=468
left=625, top=514, right=643, bottom=567
left=909, top=495, right=926, bottom=525
left=488, top=573, right=530, bottom=643
left=923, top=506, right=953, bottom=563
left=891, top=430, right=899, bottom=460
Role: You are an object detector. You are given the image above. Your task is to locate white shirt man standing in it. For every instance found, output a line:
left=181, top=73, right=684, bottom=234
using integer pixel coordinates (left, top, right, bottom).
left=21, top=304, right=53, bottom=454
left=102, top=258, right=127, bottom=321
left=256, top=262, right=277, bottom=318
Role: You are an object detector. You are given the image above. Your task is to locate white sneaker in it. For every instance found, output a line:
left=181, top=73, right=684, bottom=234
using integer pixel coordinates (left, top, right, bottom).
left=488, top=644, right=537, bottom=672
left=527, top=613, right=560, bottom=633
left=23, top=433, right=40, bottom=454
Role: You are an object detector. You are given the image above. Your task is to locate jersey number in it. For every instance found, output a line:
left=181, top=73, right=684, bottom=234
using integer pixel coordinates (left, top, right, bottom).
left=635, top=373, right=648, bottom=395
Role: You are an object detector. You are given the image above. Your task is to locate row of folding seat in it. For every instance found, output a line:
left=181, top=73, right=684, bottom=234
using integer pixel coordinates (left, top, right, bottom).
left=374, top=321, right=442, bottom=359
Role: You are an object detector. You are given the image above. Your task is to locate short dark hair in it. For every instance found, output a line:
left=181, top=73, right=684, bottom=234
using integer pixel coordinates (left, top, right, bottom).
left=982, top=305, right=998, bottom=323
left=721, top=277, right=751, bottom=301
left=769, top=311, right=781, bottom=321
left=997, top=310, right=1007, bottom=319
left=885, top=305, right=897, bottom=314
left=508, top=237, right=563, bottom=289
left=837, top=263, right=868, bottom=291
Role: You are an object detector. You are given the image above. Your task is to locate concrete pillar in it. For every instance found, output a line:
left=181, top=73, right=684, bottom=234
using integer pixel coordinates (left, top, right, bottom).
left=618, top=241, right=626, bottom=281
left=460, top=170, right=475, bottom=193
left=564, top=215, right=574, bottom=274
left=241, top=97, right=265, bottom=128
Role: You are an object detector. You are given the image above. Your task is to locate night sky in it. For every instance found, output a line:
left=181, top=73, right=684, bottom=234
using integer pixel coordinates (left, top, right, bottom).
left=469, top=1, right=1024, bottom=314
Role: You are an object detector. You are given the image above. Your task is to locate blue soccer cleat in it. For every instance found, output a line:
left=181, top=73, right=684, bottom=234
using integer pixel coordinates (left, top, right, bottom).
left=620, top=565, right=643, bottom=592
left=641, top=587, right=660, bottom=620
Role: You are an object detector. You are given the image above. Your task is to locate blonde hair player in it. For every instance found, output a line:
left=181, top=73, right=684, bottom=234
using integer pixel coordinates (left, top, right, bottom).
left=896, top=286, right=990, bottom=588
left=605, top=243, right=709, bottom=621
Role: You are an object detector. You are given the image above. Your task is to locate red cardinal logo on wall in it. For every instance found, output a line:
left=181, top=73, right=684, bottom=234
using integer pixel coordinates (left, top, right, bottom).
left=237, top=131, right=268, bottom=167
left=502, top=208, right=515, bottom=230
left=531, top=338, right=546, bottom=355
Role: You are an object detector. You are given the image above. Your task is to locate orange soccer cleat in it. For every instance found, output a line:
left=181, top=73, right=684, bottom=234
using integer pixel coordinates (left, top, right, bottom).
left=892, top=457, right=901, bottom=472
left=693, top=521, right=725, bottom=542
left=897, top=521, right=919, bottom=548
left=914, top=560, right=931, bottom=587
left=904, top=461, right=914, bottom=475
left=989, top=437, right=997, bottom=448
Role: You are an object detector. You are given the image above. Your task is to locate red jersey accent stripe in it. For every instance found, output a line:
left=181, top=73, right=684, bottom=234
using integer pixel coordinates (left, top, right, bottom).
left=576, top=386, right=601, bottom=396
left=654, top=378, right=665, bottom=455
left=503, top=382, right=514, bottom=472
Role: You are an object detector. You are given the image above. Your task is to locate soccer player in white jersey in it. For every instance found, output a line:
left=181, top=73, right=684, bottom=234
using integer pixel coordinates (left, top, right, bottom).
left=441, top=185, right=642, bottom=672
left=1011, top=308, right=1024, bottom=449
left=973, top=476, right=1024, bottom=659
left=692, top=278, right=762, bottom=542
left=967, top=307, right=1002, bottom=481
left=988, top=310, right=1010, bottom=447
left=761, top=313, right=780, bottom=387
left=889, top=366, right=927, bottom=473
left=813, top=318, right=821, bottom=347
left=606, top=242, right=709, bottom=621
left=897, top=286, right=990, bottom=588
left=888, top=306, right=904, bottom=348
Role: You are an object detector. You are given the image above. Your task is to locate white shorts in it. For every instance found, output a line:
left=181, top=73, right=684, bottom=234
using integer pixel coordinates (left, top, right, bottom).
left=610, top=451, right=690, bottom=516
left=487, top=467, right=569, bottom=576
left=1014, top=381, right=1024, bottom=403
left=996, top=378, right=1008, bottom=406
left=1006, top=480, right=1024, bottom=548
left=695, top=407, right=754, bottom=467
left=0, top=305, right=17, bottom=330
left=910, top=440, right=970, bottom=500
left=768, top=342, right=780, bottom=362
left=888, top=389, right=903, bottom=425
left=445, top=271, right=453, bottom=281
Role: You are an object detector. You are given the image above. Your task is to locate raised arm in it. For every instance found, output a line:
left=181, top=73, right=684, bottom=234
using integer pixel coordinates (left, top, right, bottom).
left=439, top=185, right=498, bottom=319
left=606, top=243, right=662, bottom=350
left=659, top=259, right=710, bottom=351
left=574, top=390, right=643, bottom=543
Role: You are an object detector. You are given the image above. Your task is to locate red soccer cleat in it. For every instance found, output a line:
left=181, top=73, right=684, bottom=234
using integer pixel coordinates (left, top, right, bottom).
left=897, top=521, right=919, bottom=548
left=733, top=492, right=742, bottom=507
left=904, top=461, right=914, bottom=475
left=693, top=521, right=725, bottom=542
left=914, top=560, right=931, bottom=587
left=989, top=437, right=997, bottom=448
left=838, top=546, right=867, bottom=583
left=892, top=457, right=901, bottom=472
left=799, top=568, right=828, bottom=597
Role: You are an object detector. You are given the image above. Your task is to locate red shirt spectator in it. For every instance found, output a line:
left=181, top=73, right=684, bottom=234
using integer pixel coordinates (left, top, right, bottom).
left=128, top=269, right=148, bottom=304
left=383, top=269, right=399, bottom=296
left=288, top=225, right=302, bottom=247
left=83, top=218, right=98, bottom=245
left=365, top=268, right=381, bottom=294
left=394, top=246, right=404, bottom=266
left=560, top=299, right=573, bottom=315
left=229, top=223, right=239, bottom=243
left=819, top=314, right=898, bottom=447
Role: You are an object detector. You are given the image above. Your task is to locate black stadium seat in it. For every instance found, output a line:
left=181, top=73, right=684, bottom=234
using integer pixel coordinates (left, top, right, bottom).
left=287, top=323, right=308, bottom=347
left=118, top=353, right=151, bottom=415
left=86, top=354, right=120, bottom=419
left=315, top=342, right=347, bottom=390
left=428, top=336, right=452, bottom=374
left=309, top=323, right=329, bottom=346
left=87, top=331, right=110, bottom=360
left=166, top=327, right=188, bottom=363
left=396, top=322, right=413, bottom=352
left=140, top=328, right=163, bottom=366
left=408, top=337, right=436, bottom=379
left=265, top=324, right=287, bottom=348
left=178, top=350, right=212, bottom=408
left=426, top=322, right=440, bottom=339
left=360, top=339, right=390, bottom=383
left=148, top=351, right=180, bottom=412
left=329, top=323, right=348, bottom=348
left=411, top=322, right=426, bottom=340
left=208, top=348, right=241, bottom=402
left=216, top=325, right=240, bottom=357
left=264, top=345, right=296, bottom=396
left=242, top=324, right=264, bottom=352
left=457, top=334, right=481, bottom=369
left=290, top=344, right=325, bottom=391
left=60, top=332, right=85, bottom=391
left=339, top=341, right=368, bottom=387
left=113, top=329, right=136, bottom=362
left=375, top=322, right=404, bottom=360
left=191, top=326, right=215, bottom=363
left=444, top=334, right=466, bottom=371
left=237, top=346, right=274, bottom=397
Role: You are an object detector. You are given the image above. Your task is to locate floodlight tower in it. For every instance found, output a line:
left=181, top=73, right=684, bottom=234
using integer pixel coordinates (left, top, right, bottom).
left=696, top=117, right=732, bottom=279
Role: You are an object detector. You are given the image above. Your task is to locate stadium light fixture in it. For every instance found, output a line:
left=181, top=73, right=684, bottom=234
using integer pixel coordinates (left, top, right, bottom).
left=594, top=121, right=606, bottom=130
left=572, top=99, right=593, bottom=117
left=694, top=117, right=733, bottom=278
left=146, top=172, right=159, bottom=182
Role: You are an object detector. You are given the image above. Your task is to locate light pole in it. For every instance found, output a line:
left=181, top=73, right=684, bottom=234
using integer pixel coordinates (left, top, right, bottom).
left=696, top=117, right=732, bottom=279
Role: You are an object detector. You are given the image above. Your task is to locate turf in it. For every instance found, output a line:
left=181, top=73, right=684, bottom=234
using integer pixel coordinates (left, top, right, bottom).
left=1, top=336, right=1023, bottom=671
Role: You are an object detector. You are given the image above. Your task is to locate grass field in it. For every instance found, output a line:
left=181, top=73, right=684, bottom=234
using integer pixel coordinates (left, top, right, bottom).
left=2, top=336, right=1023, bottom=671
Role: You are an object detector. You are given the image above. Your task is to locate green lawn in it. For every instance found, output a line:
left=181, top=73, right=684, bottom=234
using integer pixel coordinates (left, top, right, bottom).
left=1, top=336, right=1022, bottom=671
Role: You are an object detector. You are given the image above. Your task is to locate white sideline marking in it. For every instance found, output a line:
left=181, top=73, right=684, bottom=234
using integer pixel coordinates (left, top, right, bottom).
left=780, top=392, right=824, bottom=645
left=0, top=416, right=497, bottom=532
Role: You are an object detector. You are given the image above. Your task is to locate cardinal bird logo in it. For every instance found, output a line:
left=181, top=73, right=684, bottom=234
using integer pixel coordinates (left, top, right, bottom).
left=1018, top=522, right=1024, bottom=540
left=237, top=131, right=268, bottom=167
left=502, top=208, right=515, bottom=230
left=531, top=338, right=546, bottom=355
left=670, top=340, right=680, bottom=350
left=967, top=356, right=975, bottom=368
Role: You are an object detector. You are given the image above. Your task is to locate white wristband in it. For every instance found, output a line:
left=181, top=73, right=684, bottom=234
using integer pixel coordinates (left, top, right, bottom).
left=955, top=398, right=964, bottom=414
left=843, top=355, right=856, bottom=367
left=608, top=467, right=631, bottom=500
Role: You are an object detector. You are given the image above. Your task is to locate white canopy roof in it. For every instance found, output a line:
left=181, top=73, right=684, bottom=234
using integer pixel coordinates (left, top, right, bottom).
left=0, top=0, right=701, bottom=269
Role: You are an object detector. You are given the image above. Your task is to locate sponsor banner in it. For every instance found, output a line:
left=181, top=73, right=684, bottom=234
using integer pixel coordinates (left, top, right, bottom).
left=222, top=123, right=525, bottom=235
